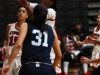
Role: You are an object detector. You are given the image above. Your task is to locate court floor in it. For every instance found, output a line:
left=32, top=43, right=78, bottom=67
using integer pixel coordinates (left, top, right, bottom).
left=0, top=66, right=93, bottom=75
left=67, top=66, right=93, bottom=75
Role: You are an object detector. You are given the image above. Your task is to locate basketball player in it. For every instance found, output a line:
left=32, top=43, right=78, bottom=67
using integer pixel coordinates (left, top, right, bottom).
left=63, top=28, right=89, bottom=75
left=17, top=0, right=57, bottom=27
left=2, top=4, right=62, bottom=75
left=78, top=14, right=100, bottom=75
left=17, top=0, right=62, bottom=74
left=1, top=7, right=28, bottom=75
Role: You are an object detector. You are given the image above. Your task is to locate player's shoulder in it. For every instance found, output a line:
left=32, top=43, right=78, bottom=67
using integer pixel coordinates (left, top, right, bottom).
left=48, top=8, right=56, bottom=12
left=5, top=23, right=15, bottom=31
left=22, top=22, right=27, bottom=25
left=20, top=22, right=28, bottom=28
left=7, top=23, right=15, bottom=28
left=93, top=26, right=97, bottom=31
left=8, top=23, right=14, bottom=26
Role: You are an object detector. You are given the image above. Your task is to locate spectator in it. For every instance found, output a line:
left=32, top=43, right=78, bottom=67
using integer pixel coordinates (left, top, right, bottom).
left=74, top=21, right=88, bottom=41
left=62, top=28, right=89, bottom=75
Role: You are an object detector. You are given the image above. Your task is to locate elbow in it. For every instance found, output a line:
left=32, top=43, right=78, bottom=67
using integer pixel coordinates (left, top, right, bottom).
left=59, top=54, right=62, bottom=59
left=15, top=42, right=22, bottom=49
left=57, top=53, right=62, bottom=60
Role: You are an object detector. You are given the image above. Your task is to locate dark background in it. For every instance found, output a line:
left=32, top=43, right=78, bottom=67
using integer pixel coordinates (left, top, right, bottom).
left=0, top=0, right=99, bottom=47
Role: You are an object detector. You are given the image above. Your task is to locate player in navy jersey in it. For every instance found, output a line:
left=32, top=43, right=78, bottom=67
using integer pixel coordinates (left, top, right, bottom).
left=17, top=0, right=62, bottom=74
left=2, top=4, right=62, bottom=75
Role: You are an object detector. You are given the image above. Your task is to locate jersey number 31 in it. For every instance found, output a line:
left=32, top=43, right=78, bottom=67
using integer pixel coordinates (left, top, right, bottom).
left=31, top=29, right=48, bottom=47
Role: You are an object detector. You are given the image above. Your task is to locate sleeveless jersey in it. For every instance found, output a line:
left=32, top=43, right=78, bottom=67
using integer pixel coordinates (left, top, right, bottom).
left=90, top=27, right=100, bottom=68
left=6, top=23, right=22, bottom=57
left=66, top=36, right=76, bottom=52
left=21, top=23, right=54, bottom=64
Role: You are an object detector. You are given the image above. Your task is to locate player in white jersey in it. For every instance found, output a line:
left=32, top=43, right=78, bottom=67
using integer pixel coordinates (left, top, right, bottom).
left=17, top=0, right=56, bottom=27
left=1, top=7, right=28, bottom=75
left=63, top=28, right=89, bottom=75
left=78, top=14, right=100, bottom=75
left=17, top=0, right=62, bottom=75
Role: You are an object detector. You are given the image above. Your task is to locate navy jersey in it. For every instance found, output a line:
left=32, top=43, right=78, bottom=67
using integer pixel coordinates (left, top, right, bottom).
left=21, top=23, right=54, bottom=65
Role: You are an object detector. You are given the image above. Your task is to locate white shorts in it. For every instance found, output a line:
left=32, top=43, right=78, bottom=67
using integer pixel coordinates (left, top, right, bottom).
left=50, top=48, right=61, bottom=73
left=3, top=57, right=21, bottom=75
left=90, top=45, right=100, bottom=68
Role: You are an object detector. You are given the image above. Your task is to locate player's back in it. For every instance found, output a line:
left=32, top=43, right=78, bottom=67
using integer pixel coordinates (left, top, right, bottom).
left=21, top=22, right=54, bottom=64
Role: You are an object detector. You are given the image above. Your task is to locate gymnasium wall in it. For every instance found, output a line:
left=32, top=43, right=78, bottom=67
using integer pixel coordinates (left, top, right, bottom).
left=0, top=0, right=39, bottom=47
left=56, top=0, right=89, bottom=36
left=0, top=0, right=89, bottom=47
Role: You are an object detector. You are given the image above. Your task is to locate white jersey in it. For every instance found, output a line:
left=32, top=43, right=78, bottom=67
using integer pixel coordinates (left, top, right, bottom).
left=66, top=36, right=76, bottom=51
left=90, top=27, right=100, bottom=68
left=66, top=36, right=80, bottom=55
left=6, top=23, right=22, bottom=57
left=30, top=3, right=56, bottom=27
left=3, top=23, right=22, bottom=75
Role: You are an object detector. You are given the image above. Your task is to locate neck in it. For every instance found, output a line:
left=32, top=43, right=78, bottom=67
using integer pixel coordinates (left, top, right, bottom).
left=17, top=20, right=25, bottom=26
left=97, top=25, right=100, bottom=28
left=16, top=20, right=25, bottom=30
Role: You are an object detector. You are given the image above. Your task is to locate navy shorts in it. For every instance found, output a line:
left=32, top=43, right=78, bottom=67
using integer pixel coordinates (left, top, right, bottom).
left=18, top=63, right=56, bottom=75
left=92, top=66, right=100, bottom=75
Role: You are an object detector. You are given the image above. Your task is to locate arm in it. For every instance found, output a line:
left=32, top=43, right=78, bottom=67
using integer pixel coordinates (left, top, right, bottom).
left=17, top=0, right=33, bottom=18
left=73, top=35, right=80, bottom=49
left=81, top=56, right=100, bottom=64
left=1, top=24, right=12, bottom=54
left=2, top=23, right=28, bottom=75
left=52, top=28, right=62, bottom=69
left=91, top=38, right=100, bottom=45
left=86, top=31, right=100, bottom=45
left=77, top=35, right=93, bottom=46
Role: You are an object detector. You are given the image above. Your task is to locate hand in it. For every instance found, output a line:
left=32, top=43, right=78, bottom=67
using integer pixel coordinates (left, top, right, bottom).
left=2, top=65, right=10, bottom=75
left=80, top=56, right=90, bottom=64
left=1, top=46, right=7, bottom=54
left=77, top=41, right=84, bottom=45
left=84, top=36, right=92, bottom=43
left=21, top=0, right=28, bottom=5
left=17, top=0, right=25, bottom=7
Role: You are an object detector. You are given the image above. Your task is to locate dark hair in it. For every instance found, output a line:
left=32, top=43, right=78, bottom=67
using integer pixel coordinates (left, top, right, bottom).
left=75, top=21, right=82, bottom=27
left=50, top=0, right=57, bottom=11
left=32, top=4, right=48, bottom=31
left=75, top=21, right=82, bottom=26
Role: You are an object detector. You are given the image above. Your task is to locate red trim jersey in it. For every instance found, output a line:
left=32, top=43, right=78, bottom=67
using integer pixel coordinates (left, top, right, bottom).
left=6, top=23, right=22, bottom=57
left=90, top=27, right=100, bottom=68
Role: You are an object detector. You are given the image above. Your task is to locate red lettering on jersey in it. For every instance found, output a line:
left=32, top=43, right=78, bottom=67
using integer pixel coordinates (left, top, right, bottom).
left=9, top=31, right=19, bottom=46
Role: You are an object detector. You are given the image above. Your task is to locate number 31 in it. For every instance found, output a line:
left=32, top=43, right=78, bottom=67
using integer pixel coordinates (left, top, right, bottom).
left=31, top=29, right=48, bottom=47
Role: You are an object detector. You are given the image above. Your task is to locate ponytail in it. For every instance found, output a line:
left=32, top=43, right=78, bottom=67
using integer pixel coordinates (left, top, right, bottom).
left=32, top=4, right=48, bottom=31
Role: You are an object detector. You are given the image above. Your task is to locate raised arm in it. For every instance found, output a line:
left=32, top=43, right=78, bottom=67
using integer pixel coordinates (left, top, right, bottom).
left=17, top=0, right=33, bottom=18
